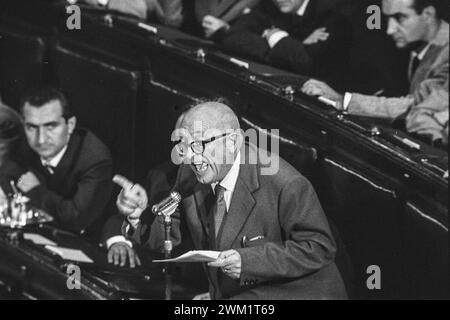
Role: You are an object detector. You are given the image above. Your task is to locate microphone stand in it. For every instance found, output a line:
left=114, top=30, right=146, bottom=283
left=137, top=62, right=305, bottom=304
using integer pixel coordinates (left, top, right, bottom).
left=162, top=213, right=172, bottom=301
left=152, top=191, right=181, bottom=301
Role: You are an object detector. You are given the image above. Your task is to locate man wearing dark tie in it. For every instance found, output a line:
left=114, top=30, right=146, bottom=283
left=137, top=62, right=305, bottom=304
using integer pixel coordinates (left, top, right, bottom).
left=302, top=0, right=448, bottom=146
left=114, top=100, right=347, bottom=299
left=16, top=86, right=113, bottom=236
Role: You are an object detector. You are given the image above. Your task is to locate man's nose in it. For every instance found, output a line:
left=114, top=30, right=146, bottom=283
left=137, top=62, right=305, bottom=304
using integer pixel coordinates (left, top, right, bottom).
left=37, top=127, right=47, bottom=144
left=386, top=18, right=398, bottom=36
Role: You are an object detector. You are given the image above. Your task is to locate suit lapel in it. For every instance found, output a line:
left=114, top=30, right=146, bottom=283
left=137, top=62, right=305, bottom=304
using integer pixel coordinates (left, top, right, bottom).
left=193, top=183, right=213, bottom=239
left=410, top=46, right=437, bottom=91
left=51, top=131, right=81, bottom=182
left=217, top=147, right=260, bottom=249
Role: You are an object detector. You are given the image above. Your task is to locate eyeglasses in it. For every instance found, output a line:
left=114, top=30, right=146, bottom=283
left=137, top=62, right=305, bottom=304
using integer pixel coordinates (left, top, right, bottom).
left=174, top=133, right=230, bottom=156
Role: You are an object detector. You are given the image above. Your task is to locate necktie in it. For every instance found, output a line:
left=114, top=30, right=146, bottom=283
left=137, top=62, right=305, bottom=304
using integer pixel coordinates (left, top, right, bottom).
left=410, top=53, right=421, bottom=79
left=212, top=184, right=227, bottom=238
left=44, top=164, right=55, bottom=175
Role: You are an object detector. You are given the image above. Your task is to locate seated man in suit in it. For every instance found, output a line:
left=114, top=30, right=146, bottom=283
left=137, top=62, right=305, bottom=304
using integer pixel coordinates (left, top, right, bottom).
left=16, top=86, right=113, bottom=236
left=114, top=100, right=347, bottom=299
left=0, top=102, right=23, bottom=202
left=194, top=0, right=261, bottom=39
left=302, top=0, right=449, bottom=146
left=221, top=0, right=352, bottom=83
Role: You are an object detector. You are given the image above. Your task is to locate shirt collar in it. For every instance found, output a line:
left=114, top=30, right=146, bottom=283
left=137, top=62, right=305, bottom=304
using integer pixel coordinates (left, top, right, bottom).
left=297, top=0, right=310, bottom=16
left=212, top=151, right=241, bottom=194
left=412, top=43, right=432, bottom=61
left=41, top=145, right=68, bottom=168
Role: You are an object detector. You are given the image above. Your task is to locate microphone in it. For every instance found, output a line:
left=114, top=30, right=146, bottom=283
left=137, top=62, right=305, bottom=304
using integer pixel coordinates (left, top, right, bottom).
left=151, top=191, right=181, bottom=216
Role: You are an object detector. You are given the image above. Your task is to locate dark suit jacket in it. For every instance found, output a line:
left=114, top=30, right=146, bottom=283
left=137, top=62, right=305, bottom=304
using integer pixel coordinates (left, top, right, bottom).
left=0, top=104, right=24, bottom=194
left=21, top=128, right=113, bottom=235
left=222, top=0, right=352, bottom=82
left=0, top=160, right=24, bottom=195
left=127, top=144, right=347, bottom=299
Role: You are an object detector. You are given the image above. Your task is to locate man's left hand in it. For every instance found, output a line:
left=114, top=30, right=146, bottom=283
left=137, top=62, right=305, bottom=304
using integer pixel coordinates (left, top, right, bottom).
left=208, top=249, right=241, bottom=280
left=301, top=79, right=343, bottom=108
left=17, top=172, right=40, bottom=193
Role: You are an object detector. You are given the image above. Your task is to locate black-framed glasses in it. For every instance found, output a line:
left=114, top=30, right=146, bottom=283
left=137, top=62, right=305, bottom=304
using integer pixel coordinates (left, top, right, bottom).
left=174, top=132, right=230, bottom=156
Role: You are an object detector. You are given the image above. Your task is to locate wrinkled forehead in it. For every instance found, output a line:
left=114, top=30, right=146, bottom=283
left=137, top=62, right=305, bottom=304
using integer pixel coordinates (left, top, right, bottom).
left=175, top=117, right=224, bottom=141
left=382, top=0, right=414, bottom=15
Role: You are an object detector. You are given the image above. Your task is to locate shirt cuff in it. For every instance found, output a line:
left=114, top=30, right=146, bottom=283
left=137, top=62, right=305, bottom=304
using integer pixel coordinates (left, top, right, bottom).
left=267, top=31, right=289, bottom=48
left=343, top=92, right=352, bottom=111
left=105, top=236, right=133, bottom=249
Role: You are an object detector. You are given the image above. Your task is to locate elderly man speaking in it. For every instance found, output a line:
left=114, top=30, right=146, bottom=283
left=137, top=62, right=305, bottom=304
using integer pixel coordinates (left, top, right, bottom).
left=114, top=101, right=347, bottom=300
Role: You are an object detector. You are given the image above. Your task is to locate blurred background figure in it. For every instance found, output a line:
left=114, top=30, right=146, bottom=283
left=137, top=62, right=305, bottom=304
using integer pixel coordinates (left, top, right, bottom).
left=82, top=0, right=184, bottom=27
left=221, top=0, right=354, bottom=88
left=0, top=100, right=23, bottom=203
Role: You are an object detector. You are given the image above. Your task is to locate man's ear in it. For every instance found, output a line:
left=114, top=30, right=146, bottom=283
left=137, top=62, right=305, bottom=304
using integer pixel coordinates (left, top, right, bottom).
left=422, top=5, right=436, bottom=21
left=227, top=130, right=244, bottom=153
left=67, top=116, right=77, bottom=135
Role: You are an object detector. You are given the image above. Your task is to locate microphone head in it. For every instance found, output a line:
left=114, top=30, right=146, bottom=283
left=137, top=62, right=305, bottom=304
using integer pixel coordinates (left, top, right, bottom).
left=170, top=191, right=181, bottom=203
left=151, top=191, right=182, bottom=215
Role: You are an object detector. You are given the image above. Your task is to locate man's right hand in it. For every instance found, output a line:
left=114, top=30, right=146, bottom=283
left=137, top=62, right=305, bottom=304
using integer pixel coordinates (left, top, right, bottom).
left=107, top=242, right=141, bottom=268
left=113, top=175, right=148, bottom=220
left=303, top=27, right=329, bottom=45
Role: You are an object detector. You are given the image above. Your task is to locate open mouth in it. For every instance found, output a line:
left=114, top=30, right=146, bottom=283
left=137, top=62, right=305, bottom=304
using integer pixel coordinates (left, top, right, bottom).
left=193, top=162, right=209, bottom=173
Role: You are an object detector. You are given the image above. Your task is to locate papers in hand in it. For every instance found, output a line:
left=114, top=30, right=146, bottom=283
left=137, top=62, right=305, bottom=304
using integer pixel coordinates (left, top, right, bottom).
left=45, top=245, right=94, bottom=263
left=153, top=250, right=220, bottom=263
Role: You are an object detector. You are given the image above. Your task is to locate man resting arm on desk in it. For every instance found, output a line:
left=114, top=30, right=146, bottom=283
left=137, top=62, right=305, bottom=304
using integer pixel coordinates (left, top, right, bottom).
left=301, top=0, right=449, bottom=145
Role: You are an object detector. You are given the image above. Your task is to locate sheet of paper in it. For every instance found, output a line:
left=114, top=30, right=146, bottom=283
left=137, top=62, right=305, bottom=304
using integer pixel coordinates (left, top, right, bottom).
left=153, top=250, right=220, bottom=263
left=45, top=245, right=94, bottom=263
left=24, top=233, right=57, bottom=246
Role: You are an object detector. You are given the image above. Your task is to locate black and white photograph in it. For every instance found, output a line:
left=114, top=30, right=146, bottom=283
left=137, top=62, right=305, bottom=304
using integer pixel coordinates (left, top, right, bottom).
left=0, top=0, right=448, bottom=304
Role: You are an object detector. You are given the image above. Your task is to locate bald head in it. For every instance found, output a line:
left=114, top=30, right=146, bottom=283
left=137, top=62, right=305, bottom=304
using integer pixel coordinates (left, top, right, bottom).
left=172, top=101, right=242, bottom=184
left=179, top=101, right=240, bottom=134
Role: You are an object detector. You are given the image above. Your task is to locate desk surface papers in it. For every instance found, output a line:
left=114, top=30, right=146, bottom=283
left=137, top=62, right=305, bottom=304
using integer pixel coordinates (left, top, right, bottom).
left=45, top=245, right=94, bottom=263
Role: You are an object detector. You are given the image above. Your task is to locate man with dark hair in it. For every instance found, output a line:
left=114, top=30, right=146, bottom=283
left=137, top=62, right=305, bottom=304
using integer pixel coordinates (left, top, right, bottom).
left=302, top=0, right=448, bottom=146
left=412, top=0, right=444, bottom=19
left=16, top=86, right=113, bottom=235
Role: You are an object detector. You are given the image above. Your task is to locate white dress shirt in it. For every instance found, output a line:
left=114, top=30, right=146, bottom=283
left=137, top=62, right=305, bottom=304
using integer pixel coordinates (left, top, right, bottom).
left=211, top=151, right=241, bottom=211
left=40, top=145, right=68, bottom=172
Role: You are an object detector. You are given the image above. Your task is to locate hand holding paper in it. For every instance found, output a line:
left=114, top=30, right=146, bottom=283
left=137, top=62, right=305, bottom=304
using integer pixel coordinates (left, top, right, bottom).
left=208, top=250, right=241, bottom=280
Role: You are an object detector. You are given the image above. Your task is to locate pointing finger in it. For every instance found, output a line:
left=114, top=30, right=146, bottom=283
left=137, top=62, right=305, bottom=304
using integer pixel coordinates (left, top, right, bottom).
left=113, top=175, right=134, bottom=190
